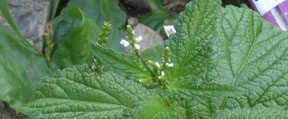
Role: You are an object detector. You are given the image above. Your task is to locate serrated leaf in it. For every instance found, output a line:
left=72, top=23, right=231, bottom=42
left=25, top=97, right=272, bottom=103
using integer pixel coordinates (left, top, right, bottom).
left=166, top=0, right=288, bottom=118
left=131, top=97, right=184, bottom=119
left=213, top=6, right=288, bottom=110
left=26, top=64, right=152, bottom=119
left=166, top=0, right=221, bottom=80
left=51, top=7, right=101, bottom=68
left=92, top=44, right=151, bottom=81
left=213, top=108, right=288, bottom=119
left=0, top=24, right=50, bottom=110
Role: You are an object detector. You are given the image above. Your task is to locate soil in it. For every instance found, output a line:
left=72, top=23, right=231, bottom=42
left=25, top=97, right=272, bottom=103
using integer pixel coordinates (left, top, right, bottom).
left=0, top=102, right=27, bottom=119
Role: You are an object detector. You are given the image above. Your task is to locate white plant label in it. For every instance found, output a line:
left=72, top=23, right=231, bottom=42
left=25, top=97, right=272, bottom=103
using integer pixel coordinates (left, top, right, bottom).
left=164, top=25, right=177, bottom=37
left=252, top=0, right=285, bottom=16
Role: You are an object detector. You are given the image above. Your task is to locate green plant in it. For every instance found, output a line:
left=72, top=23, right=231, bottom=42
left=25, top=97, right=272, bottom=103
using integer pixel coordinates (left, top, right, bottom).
left=1, top=0, right=288, bottom=118
left=24, top=0, right=288, bottom=118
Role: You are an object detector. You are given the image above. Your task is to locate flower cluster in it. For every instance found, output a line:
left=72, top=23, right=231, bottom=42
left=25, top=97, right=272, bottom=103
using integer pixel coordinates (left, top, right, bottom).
left=120, top=25, right=143, bottom=50
left=98, top=22, right=112, bottom=45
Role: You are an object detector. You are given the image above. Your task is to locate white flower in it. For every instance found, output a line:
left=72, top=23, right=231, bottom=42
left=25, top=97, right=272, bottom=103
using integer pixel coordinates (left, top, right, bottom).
left=166, top=63, right=174, bottom=67
left=132, top=30, right=135, bottom=34
left=164, top=25, right=177, bottom=37
left=155, top=62, right=161, bottom=68
left=161, top=71, right=165, bottom=76
left=134, top=44, right=141, bottom=50
left=135, top=36, right=143, bottom=42
left=120, top=39, right=130, bottom=47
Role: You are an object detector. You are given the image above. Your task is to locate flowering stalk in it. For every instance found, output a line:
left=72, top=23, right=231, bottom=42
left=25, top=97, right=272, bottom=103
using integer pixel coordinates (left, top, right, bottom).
left=121, top=25, right=156, bottom=79
left=91, top=58, right=104, bottom=75
left=44, top=22, right=54, bottom=64
left=120, top=25, right=175, bottom=89
left=98, top=22, right=112, bottom=46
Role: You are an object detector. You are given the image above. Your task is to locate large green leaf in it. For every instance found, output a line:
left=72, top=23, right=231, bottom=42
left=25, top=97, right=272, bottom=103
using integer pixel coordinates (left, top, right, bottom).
left=0, top=24, right=50, bottom=110
left=213, top=109, right=288, bottom=119
left=212, top=5, right=288, bottom=111
left=166, top=0, right=221, bottom=81
left=52, top=7, right=101, bottom=68
left=92, top=44, right=151, bottom=81
left=26, top=64, right=152, bottom=119
left=166, top=0, right=288, bottom=118
left=54, top=0, right=126, bottom=52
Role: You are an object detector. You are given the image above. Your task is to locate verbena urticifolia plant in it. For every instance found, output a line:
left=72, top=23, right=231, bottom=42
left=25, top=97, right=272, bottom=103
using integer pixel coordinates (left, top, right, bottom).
left=4, top=0, right=288, bottom=118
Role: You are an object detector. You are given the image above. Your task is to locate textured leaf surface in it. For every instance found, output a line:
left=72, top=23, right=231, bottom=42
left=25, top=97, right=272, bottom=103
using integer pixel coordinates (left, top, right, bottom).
left=131, top=97, right=183, bottom=119
left=166, top=0, right=221, bottom=80
left=52, top=7, right=101, bottom=68
left=167, top=76, right=240, bottom=99
left=0, top=24, right=50, bottom=110
left=213, top=6, right=288, bottom=110
left=92, top=44, right=151, bottom=81
left=64, top=0, right=126, bottom=52
left=166, top=0, right=288, bottom=118
left=213, top=109, right=288, bottom=119
left=27, top=65, right=152, bottom=119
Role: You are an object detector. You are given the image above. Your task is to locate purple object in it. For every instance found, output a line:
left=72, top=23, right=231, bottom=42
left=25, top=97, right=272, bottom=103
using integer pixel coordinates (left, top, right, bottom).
left=250, top=0, right=288, bottom=31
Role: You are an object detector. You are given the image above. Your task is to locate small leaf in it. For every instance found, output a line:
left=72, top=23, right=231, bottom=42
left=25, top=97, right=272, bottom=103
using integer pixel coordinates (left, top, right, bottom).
left=26, top=64, right=152, bottom=119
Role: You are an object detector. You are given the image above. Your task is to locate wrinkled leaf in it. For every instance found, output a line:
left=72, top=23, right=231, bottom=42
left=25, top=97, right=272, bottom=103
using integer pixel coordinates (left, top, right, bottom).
left=213, top=108, right=288, bottom=119
left=169, top=0, right=288, bottom=118
left=166, top=0, right=220, bottom=81
left=26, top=65, right=152, bottom=119
left=212, top=4, right=288, bottom=111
